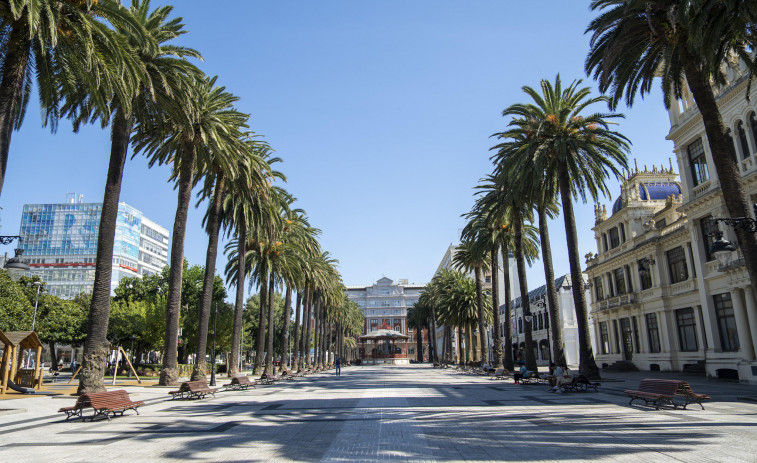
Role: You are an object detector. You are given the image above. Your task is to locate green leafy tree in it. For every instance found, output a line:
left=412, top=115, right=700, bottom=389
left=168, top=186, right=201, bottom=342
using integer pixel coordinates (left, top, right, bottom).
left=0, top=270, right=32, bottom=331
left=36, top=294, right=87, bottom=365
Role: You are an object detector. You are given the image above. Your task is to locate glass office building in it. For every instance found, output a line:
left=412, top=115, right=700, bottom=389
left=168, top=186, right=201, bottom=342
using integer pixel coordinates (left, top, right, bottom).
left=19, top=197, right=169, bottom=299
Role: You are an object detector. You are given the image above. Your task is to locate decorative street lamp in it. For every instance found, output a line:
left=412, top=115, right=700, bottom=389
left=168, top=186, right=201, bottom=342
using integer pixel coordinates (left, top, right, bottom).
left=2, top=236, right=30, bottom=281
left=25, top=281, right=43, bottom=368
left=708, top=204, right=757, bottom=268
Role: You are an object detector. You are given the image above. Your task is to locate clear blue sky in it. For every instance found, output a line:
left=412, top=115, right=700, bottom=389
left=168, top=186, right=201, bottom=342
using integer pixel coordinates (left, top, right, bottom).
left=0, top=1, right=674, bottom=297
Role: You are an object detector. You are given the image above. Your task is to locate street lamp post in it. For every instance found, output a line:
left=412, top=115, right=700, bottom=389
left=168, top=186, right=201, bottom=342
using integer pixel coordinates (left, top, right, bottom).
left=210, top=302, right=217, bottom=386
left=24, top=281, right=43, bottom=368
left=2, top=236, right=30, bottom=281
left=708, top=204, right=757, bottom=267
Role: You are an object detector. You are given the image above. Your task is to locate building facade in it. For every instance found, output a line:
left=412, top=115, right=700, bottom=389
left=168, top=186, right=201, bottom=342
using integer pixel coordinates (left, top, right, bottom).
left=345, top=277, right=426, bottom=363
left=19, top=195, right=169, bottom=299
left=509, top=274, right=594, bottom=367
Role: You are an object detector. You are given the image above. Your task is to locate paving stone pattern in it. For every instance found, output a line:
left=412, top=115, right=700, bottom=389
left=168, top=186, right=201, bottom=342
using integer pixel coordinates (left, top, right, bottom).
left=1, top=365, right=756, bottom=461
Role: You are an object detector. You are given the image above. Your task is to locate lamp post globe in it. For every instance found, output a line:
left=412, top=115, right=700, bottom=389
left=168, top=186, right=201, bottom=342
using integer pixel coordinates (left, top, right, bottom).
left=709, top=231, right=737, bottom=267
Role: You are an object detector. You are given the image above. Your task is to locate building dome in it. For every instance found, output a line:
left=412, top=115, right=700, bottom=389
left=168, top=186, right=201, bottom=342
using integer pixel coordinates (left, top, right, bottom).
left=638, top=182, right=681, bottom=201
left=611, top=181, right=681, bottom=215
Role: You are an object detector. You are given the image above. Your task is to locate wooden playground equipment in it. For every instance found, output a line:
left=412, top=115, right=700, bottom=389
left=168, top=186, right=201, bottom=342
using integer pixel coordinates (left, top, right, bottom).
left=0, top=330, right=44, bottom=396
left=68, top=345, right=141, bottom=385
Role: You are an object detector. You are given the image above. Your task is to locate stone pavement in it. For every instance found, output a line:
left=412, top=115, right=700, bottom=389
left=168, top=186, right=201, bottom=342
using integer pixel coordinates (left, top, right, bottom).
left=1, top=364, right=757, bottom=462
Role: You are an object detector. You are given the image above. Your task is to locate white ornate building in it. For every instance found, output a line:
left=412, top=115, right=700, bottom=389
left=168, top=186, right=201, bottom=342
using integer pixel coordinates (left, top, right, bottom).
left=586, top=56, right=757, bottom=383
left=345, top=277, right=425, bottom=364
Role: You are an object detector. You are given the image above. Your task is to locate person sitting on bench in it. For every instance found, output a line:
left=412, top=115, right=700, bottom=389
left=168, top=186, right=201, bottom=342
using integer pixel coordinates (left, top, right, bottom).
left=551, top=365, right=572, bottom=392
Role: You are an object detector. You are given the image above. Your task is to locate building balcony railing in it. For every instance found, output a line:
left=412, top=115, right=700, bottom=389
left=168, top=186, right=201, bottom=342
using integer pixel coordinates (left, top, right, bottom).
left=370, top=353, right=408, bottom=359
left=596, top=293, right=636, bottom=311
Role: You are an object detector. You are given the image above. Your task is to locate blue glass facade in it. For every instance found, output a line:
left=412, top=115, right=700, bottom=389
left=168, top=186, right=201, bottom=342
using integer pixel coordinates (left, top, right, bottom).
left=19, top=201, right=168, bottom=299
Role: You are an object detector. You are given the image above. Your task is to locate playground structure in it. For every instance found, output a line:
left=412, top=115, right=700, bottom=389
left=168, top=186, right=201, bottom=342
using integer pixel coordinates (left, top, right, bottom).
left=0, top=330, right=44, bottom=396
left=67, top=345, right=141, bottom=385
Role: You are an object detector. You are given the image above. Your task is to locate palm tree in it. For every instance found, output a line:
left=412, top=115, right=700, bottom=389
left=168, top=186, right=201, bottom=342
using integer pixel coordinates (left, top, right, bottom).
left=190, top=138, right=270, bottom=381
left=492, top=75, right=630, bottom=378
left=74, top=1, right=200, bottom=394
left=133, top=76, right=248, bottom=385
left=0, top=0, right=141, bottom=197
left=585, top=0, right=757, bottom=302
left=452, top=236, right=490, bottom=365
left=493, top=123, right=567, bottom=367
left=407, top=305, right=425, bottom=362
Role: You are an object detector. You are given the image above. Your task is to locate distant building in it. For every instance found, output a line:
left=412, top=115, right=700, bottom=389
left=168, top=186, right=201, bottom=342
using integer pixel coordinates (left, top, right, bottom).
left=434, top=243, right=519, bottom=363
left=18, top=194, right=169, bottom=299
left=345, top=277, right=426, bottom=364
left=509, top=274, right=595, bottom=367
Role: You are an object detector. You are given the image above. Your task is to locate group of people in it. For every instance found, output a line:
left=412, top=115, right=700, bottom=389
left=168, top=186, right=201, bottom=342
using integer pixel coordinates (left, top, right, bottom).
left=511, top=359, right=573, bottom=392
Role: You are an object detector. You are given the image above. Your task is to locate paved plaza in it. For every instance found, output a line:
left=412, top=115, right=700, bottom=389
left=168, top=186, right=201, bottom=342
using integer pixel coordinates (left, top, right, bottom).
left=1, top=365, right=757, bottom=462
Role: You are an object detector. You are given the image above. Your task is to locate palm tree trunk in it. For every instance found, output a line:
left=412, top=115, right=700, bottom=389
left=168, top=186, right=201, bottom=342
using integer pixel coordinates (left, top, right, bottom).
left=0, top=17, right=30, bottom=198
left=416, top=325, right=423, bottom=362
left=313, top=299, right=321, bottom=367
left=159, top=144, right=196, bottom=386
left=230, top=222, right=246, bottom=378
left=683, top=55, right=757, bottom=303
left=538, top=202, right=567, bottom=367
left=254, top=263, right=268, bottom=375
left=440, top=325, right=446, bottom=362
left=265, top=276, right=275, bottom=374
left=78, top=109, right=132, bottom=394
left=513, top=205, right=538, bottom=373
left=281, top=285, right=292, bottom=371
left=474, top=266, right=487, bottom=365
left=490, top=242, right=503, bottom=368
left=557, top=160, right=600, bottom=379
left=430, top=307, right=438, bottom=362
left=501, top=239, right=514, bottom=371
left=192, top=176, right=224, bottom=381
left=292, top=287, right=303, bottom=370
left=302, top=288, right=313, bottom=368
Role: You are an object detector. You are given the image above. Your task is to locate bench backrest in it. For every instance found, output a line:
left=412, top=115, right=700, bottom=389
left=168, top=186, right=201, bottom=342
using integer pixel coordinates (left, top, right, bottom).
left=84, top=390, right=133, bottom=409
left=637, top=378, right=680, bottom=396
left=232, top=376, right=251, bottom=385
left=185, top=381, right=210, bottom=392
left=493, top=368, right=504, bottom=376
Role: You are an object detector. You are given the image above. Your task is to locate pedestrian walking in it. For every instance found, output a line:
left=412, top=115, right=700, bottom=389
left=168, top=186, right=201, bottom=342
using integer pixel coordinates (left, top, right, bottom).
left=335, top=357, right=341, bottom=376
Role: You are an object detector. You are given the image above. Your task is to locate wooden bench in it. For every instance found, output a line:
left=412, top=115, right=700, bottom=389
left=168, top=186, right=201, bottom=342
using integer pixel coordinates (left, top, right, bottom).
left=259, top=373, right=279, bottom=385
left=558, top=374, right=601, bottom=392
left=59, top=390, right=144, bottom=421
left=168, top=380, right=218, bottom=400
left=281, top=369, right=301, bottom=379
left=223, top=376, right=256, bottom=391
left=521, top=372, right=548, bottom=385
left=676, top=381, right=712, bottom=410
left=490, top=368, right=511, bottom=380
left=624, top=378, right=682, bottom=410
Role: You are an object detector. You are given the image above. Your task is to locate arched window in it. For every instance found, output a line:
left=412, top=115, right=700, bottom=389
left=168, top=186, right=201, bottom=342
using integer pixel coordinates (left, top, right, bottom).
left=750, top=113, right=757, bottom=152
left=726, top=129, right=737, bottom=162
left=737, top=121, right=750, bottom=159
left=538, top=313, right=543, bottom=330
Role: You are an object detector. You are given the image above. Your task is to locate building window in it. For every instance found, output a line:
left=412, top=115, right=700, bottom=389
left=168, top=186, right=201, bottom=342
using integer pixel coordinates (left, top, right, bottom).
left=676, top=308, right=698, bottom=352
left=632, top=316, right=640, bottom=353
left=485, top=275, right=491, bottom=284
left=738, top=121, right=750, bottom=158
left=613, top=320, right=621, bottom=354
left=518, top=318, right=523, bottom=334
left=655, top=218, right=667, bottom=229
left=624, top=265, right=633, bottom=292
left=714, top=293, right=739, bottom=352
left=700, top=216, right=719, bottom=262
left=687, top=138, right=709, bottom=186
left=594, top=277, right=604, bottom=301
left=619, top=223, right=626, bottom=243
left=613, top=268, right=626, bottom=295
left=602, top=234, right=608, bottom=252
left=666, top=246, right=689, bottom=284
left=638, top=259, right=653, bottom=290
left=609, top=227, right=620, bottom=249
left=750, top=113, right=757, bottom=149
left=645, top=313, right=661, bottom=353
left=599, top=321, right=609, bottom=354
left=606, top=272, right=615, bottom=297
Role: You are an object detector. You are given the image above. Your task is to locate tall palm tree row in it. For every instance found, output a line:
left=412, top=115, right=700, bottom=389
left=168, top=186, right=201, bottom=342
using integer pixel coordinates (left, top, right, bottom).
left=0, top=0, right=349, bottom=393
left=491, top=76, right=630, bottom=378
left=452, top=236, right=490, bottom=365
